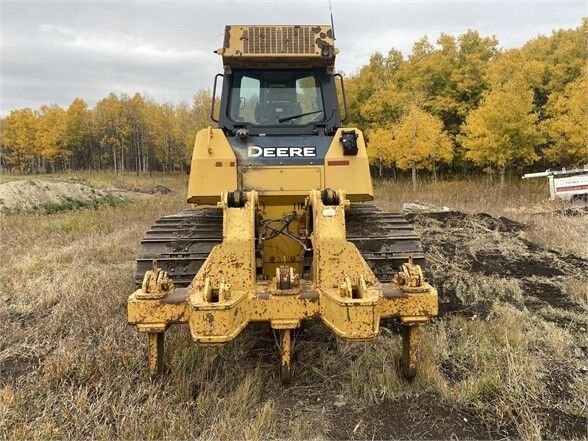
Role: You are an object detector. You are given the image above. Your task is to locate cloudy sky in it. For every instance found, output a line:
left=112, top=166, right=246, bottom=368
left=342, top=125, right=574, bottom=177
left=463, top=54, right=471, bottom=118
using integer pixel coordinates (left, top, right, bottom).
left=0, top=0, right=585, bottom=115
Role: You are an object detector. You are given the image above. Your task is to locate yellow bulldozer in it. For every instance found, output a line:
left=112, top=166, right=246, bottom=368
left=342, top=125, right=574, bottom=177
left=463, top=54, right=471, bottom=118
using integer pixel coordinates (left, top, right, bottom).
left=128, top=25, right=438, bottom=383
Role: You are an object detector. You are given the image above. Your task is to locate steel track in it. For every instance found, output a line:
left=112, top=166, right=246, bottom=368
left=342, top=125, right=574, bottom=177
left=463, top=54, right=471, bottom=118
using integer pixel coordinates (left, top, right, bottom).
left=345, top=204, right=425, bottom=282
left=134, top=208, right=223, bottom=287
left=135, top=204, right=424, bottom=287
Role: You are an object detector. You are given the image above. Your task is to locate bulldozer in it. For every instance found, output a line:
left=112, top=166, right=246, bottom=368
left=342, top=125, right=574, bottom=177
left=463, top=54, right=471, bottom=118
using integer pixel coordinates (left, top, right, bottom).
left=128, top=25, right=438, bottom=383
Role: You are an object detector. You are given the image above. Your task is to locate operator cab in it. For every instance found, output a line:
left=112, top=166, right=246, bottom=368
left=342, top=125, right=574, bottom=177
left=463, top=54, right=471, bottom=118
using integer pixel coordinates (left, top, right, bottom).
left=219, top=69, right=341, bottom=135
left=187, top=25, right=372, bottom=205
left=213, top=25, right=344, bottom=136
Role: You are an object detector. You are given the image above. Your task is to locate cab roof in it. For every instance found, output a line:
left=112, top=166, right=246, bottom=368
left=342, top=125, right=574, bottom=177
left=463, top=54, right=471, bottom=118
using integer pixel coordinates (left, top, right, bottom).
left=216, top=25, right=336, bottom=70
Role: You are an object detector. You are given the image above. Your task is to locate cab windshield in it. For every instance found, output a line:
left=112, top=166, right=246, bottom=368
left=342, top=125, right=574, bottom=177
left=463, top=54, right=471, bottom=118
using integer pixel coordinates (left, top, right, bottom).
left=228, top=70, right=325, bottom=126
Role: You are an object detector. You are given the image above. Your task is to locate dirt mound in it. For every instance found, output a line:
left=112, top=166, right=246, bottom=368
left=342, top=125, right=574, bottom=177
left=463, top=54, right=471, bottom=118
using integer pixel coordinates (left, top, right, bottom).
left=409, top=211, right=588, bottom=319
left=0, top=180, right=124, bottom=214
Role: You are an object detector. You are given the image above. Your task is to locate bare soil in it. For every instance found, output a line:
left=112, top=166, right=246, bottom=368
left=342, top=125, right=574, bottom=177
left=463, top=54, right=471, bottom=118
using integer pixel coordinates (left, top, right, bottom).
left=409, top=211, right=588, bottom=319
left=329, top=391, right=498, bottom=440
left=0, top=179, right=123, bottom=213
left=0, top=179, right=173, bottom=214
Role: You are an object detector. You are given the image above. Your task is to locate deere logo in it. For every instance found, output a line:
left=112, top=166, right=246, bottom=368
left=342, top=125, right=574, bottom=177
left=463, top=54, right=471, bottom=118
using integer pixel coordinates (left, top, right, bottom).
left=247, top=146, right=317, bottom=158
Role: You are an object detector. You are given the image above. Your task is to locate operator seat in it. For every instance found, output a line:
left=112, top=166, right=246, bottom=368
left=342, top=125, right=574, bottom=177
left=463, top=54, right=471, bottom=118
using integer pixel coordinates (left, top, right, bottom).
left=256, top=85, right=302, bottom=125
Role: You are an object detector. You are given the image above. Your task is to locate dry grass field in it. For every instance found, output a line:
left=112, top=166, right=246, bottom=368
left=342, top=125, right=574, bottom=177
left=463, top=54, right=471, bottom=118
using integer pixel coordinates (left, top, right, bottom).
left=1, top=172, right=586, bottom=440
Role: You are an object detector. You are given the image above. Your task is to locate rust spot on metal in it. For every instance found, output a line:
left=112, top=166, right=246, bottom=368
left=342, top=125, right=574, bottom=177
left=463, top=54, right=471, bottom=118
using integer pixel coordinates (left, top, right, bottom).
left=224, top=26, right=231, bottom=48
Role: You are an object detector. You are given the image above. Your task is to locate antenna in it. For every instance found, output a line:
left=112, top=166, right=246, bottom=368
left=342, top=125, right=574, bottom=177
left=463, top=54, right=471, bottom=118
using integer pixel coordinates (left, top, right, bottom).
left=329, top=0, right=336, bottom=40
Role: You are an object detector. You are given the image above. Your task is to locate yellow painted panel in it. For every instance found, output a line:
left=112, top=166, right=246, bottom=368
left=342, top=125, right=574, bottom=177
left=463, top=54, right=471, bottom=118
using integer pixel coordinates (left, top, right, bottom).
left=324, top=128, right=374, bottom=202
left=187, top=127, right=238, bottom=205
left=242, top=167, right=321, bottom=192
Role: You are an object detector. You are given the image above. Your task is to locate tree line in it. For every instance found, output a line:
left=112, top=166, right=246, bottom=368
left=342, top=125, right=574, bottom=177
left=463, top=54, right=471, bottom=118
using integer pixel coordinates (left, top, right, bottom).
left=0, top=20, right=586, bottom=178
left=0, top=91, right=212, bottom=174
left=347, top=19, right=586, bottom=184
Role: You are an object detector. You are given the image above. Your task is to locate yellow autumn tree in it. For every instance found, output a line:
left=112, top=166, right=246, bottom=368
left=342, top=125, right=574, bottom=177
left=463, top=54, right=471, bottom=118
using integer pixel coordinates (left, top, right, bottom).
left=36, top=105, right=68, bottom=171
left=542, top=68, right=588, bottom=167
left=358, top=49, right=407, bottom=128
left=390, top=104, right=453, bottom=189
left=175, top=101, right=194, bottom=170
left=192, top=89, right=212, bottom=129
left=0, top=108, right=38, bottom=172
left=65, top=98, right=91, bottom=170
left=461, top=73, right=543, bottom=185
left=366, top=127, right=394, bottom=177
left=94, top=93, right=126, bottom=172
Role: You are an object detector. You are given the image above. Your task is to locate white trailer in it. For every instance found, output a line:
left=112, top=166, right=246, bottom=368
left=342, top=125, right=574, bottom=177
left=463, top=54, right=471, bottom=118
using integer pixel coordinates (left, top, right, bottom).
left=522, top=167, right=588, bottom=205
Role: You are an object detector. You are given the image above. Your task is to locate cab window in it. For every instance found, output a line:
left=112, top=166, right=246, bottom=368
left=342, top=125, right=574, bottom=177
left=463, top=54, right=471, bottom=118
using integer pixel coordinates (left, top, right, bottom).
left=229, top=70, right=325, bottom=126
